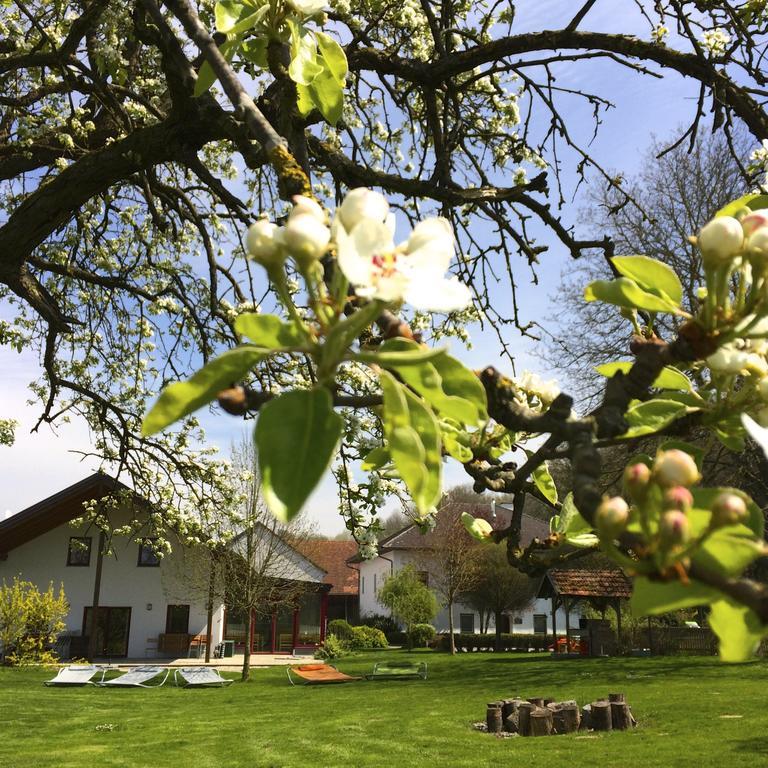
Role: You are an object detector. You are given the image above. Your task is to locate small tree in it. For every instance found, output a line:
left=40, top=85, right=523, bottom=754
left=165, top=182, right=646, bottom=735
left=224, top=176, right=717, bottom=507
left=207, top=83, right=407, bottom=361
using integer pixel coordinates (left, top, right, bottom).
left=463, top=544, right=539, bottom=651
left=377, top=565, right=438, bottom=649
left=0, top=578, right=68, bottom=666
left=421, top=506, right=483, bottom=655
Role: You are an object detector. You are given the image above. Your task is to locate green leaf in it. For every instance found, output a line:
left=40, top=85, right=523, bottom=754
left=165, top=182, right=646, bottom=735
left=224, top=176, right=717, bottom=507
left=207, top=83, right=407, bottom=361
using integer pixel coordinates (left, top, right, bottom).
left=194, top=35, right=241, bottom=97
left=300, top=68, right=344, bottom=124
left=288, top=39, right=323, bottom=86
left=234, top=313, right=307, bottom=349
left=595, top=362, right=693, bottom=391
left=380, top=370, right=442, bottom=515
left=709, top=598, right=767, bottom=663
left=716, top=193, right=768, bottom=219
left=584, top=277, right=683, bottom=314
left=556, top=493, right=593, bottom=536
left=630, top=576, right=721, bottom=616
left=379, top=338, right=487, bottom=426
left=215, top=0, right=268, bottom=34
left=255, top=388, right=342, bottom=522
left=532, top=461, right=558, bottom=505
left=315, top=31, right=348, bottom=83
left=142, top=345, right=266, bottom=435
left=612, top=255, right=683, bottom=306
left=355, top=346, right=447, bottom=366
left=623, top=398, right=689, bottom=437
left=441, top=425, right=473, bottom=463
left=241, top=37, right=268, bottom=68
left=361, top=446, right=390, bottom=471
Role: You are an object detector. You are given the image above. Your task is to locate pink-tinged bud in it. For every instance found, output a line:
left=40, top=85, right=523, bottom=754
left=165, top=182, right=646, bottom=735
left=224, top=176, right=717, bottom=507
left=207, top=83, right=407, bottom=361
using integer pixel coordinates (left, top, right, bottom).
left=663, top=486, right=693, bottom=512
left=711, top=493, right=748, bottom=527
left=653, top=449, right=701, bottom=488
left=747, top=226, right=768, bottom=258
left=698, top=216, right=744, bottom=266
left=659, top=510, right=690, bottom=547
left=596, top=496, right=630, bottom=539
left=623, top=462, right=651, bottom=497
left=742, top=212, right=768, bottom=237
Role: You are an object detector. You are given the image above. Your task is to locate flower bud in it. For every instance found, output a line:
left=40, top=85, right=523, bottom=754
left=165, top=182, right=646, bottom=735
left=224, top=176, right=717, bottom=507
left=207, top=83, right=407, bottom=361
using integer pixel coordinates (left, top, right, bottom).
left=283, top=214, right=330, bottom=264
left=659, top=510, right=690, bottom=547
left=290, top=195, right=326, bottom=223
left=697, top=216, right=744, bottom=265
left=742, top=212, right=768, bottom=237
left=461, top=512, right=493, bottom=542
left=338, top=188, right=389, bottom=232
left=711, top=493, right=748, bottom=527
left=596, top=496, right=629, bottom=539
left=663, top=486, right=693, bottom=512
left=245, top=219, right=283, bottom=267
left=623, top=462, right=651, bottom=498
left=653, top=449, right=700, bottom=488
left=747, top=226, right=768, bottom=258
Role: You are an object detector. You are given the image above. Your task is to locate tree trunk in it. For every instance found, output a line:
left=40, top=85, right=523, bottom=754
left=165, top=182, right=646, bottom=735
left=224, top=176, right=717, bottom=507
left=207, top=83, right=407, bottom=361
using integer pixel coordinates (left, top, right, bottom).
left=87, top=531, right=106, bottom=662
left=591, top=701, right=612, bottom=731
left=241, top=609, right=252, bottom=681
left=494, top=610, right=503, bottom=652
left=530, top=707, right=553, bottom=736
left=609, top=694, right=631, bottom=730
left=204, top=556, right=215, bottom=664
left=553, top=704, right=580, bottom=734
left=448, top=598, right=456, bottom=655
left=517, top=702, right=536, bottom=736
left=486, top=703, right=503, bottom=734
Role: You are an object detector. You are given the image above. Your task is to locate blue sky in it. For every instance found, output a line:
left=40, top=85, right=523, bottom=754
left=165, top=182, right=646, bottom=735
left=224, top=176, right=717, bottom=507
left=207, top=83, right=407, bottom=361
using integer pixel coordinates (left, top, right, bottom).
left=0, top=1, right=745, bottom=532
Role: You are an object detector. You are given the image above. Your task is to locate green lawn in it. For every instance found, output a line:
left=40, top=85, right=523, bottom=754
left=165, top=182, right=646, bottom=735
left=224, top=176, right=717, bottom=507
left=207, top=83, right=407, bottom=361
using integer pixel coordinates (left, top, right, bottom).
left=2, top=652, right=767, bottom=768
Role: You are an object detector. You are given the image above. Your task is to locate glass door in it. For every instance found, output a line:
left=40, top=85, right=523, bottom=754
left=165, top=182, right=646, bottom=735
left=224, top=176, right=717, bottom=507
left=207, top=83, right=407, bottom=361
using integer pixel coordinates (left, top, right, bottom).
left=252, top=613, right=274, bottom=653
left=275, top=609, right=295, bottom=653
left=83, top=607, right=131, bottom=658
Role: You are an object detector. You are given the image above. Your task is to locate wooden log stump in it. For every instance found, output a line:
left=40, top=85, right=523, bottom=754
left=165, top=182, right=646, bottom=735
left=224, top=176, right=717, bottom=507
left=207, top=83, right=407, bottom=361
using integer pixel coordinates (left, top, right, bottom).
left=611, top=701, right=632, bottom=731
left=502, top=699, right=523, bottom=733
left=608, top=692, right=626, bottom=703
left=518, top=702, right=536, bottom=736
left=486, top=703, right=503, bottom=734
left=544, top=697, right=556, bottom=706
left=527, top=697, right=545, bottom=707
left=553, top=704, right=580, bottom=734
left=591, top=700, right=613, bottom=731
left=530, top=707, right=554, bottom=737
left=580, top=704, right=592, bottom=731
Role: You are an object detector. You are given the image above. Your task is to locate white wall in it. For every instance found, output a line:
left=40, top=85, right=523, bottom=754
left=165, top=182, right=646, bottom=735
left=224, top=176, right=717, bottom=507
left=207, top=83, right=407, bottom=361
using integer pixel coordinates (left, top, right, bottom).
left=357, top=551, right=577, bottom=635
left=0, top=509, right=223, bottom=658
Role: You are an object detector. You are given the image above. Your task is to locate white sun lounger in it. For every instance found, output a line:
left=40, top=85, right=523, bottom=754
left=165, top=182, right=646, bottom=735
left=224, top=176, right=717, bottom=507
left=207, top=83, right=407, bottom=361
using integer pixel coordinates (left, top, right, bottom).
left=99, top=666, right=170, bottom=688
left=173, top=667, right=233, bottom=687
left=44, top=665, right=109, bottom=686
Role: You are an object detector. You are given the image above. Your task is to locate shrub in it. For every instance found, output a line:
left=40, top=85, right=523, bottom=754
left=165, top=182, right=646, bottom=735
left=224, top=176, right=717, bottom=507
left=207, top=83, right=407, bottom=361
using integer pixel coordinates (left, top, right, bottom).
left=436, top=633, right=551, bottom=653
left=327, top=619, right=355, bottom=643
left=348, top=625, right=388, bottom=649
left=314, top=634, right=346, bottom=660
left=0, top=578, right=68, bottom=666
left=408, top=623, right=436, bottom=648
left=358, top=613, right=400, bottom=637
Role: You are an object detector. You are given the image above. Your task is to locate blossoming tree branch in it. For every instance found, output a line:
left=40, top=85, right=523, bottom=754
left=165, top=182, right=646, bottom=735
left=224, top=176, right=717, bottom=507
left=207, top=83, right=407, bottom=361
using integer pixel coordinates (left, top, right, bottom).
left=4, top=1, right=768, bottom=660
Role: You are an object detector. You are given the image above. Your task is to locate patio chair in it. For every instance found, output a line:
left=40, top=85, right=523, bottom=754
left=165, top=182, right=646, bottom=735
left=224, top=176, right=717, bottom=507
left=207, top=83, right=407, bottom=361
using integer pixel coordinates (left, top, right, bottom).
left=173, top=667, right=233, bottom=687
left=364, top=660, right=428, bottom=681
left=287, top=663, right=362, bottom=686
left=43, top=665, right=109, bottom=686
left=99, top=666, right=170, bottom=688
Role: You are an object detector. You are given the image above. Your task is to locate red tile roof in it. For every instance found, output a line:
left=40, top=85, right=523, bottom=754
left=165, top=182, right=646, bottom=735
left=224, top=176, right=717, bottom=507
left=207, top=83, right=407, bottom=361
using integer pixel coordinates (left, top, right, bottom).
left=543, top=568, right=632, bottom=599
left=297, top=540, right=359, bottom=596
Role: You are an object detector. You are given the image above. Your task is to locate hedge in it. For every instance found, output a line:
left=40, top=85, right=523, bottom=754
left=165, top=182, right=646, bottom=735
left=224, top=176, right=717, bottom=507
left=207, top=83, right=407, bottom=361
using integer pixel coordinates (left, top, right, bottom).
left=437, top=633, right=551, bottom=652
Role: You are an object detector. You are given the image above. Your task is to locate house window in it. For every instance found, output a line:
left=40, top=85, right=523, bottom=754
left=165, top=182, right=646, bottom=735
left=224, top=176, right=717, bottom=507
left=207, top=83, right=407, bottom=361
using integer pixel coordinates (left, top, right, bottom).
left=459, top=613, right=475, bottom=634
left=416, top=570, right=429, bottom=587
left=137, top=538, right=161, bottom=567
left=67, top=537, right=92, bottom=566
left=533, top=614, right=548, bottom=635
left=165, top=605, right=190, bottom=634
left=513, top=616, right=523, bottom=625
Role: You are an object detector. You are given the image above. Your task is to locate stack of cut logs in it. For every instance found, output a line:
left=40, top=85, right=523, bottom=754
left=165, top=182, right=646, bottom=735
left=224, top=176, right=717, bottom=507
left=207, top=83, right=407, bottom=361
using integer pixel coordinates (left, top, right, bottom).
left=485, top=693, right=635, bottom=737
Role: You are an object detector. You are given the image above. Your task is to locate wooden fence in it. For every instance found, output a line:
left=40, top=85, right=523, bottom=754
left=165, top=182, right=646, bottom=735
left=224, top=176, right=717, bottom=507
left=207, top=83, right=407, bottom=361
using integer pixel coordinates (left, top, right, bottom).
left=630, top=626, right=717, bottom=656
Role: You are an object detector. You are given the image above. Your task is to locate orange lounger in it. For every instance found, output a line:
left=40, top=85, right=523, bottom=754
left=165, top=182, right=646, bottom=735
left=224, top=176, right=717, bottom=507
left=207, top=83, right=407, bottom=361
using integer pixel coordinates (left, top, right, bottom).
left=287, top=663, right=362, bottom=685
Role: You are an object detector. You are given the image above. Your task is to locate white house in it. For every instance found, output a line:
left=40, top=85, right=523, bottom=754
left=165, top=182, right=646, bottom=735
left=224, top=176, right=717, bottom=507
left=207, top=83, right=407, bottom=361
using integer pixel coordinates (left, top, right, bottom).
left=355, top=502, right=575, bottom=636
left=0, top=473, right=330, bottom=659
